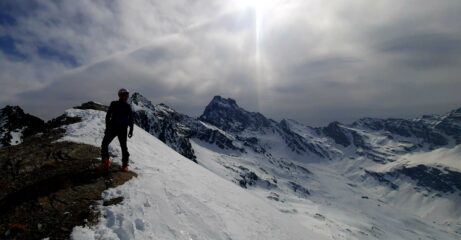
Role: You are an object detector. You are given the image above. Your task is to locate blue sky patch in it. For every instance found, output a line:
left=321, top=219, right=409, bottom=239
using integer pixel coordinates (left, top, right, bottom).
left=37, top=45, right=79, bottom=67
left=0, top=35, right=26, bottom=59
left=0, top=11, right=16, bottom=26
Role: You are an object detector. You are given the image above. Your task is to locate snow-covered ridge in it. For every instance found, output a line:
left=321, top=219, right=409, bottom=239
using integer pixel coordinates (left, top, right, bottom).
left=62, top=108, right=327, bottom=240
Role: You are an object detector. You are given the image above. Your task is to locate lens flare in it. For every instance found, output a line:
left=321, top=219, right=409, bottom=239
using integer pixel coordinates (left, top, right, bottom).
left=232, top=0, right=283, bottom=110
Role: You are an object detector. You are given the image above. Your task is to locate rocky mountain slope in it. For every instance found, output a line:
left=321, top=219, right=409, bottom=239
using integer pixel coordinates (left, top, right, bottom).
left=0, top=103, right=135, bottom=239
left=0, top=106, right=44, bottom=147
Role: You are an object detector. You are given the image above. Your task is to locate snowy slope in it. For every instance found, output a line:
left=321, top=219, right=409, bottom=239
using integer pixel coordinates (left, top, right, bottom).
left=125, top=93, right=461, bottom=239
left=61, top=109, right=328, bottom=240
left=378, top=145, right=461, bottom=172
left=353, top=145, right=461, bottom=230
left=191, top=137, right=461, bottom=240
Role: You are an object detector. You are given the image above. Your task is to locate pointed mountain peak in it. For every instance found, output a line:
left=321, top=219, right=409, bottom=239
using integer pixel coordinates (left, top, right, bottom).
left=199, top=96, right=272, bottom=132
left=129, top=92, right=156, bottom=111
left=1, top=105, right=24, bottom=115
left=130, top=92, right=150, bottom=103
left=209, top=96, right=239, bottom=109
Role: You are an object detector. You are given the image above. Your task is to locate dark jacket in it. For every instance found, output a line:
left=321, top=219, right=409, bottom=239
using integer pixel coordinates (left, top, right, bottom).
left=106, top=100, right=134, bottom=131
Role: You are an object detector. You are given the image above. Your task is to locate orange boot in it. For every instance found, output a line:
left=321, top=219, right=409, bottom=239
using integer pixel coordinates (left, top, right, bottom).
left=100, top=158, right=110, bottom=171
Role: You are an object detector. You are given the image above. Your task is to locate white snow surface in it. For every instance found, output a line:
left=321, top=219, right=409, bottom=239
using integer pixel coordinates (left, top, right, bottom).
left=374, top=145, right=461, bottom=172
left=63, top=109, right=327, bottom=240
left=191, top=138, right=461, bottom=240
left=9, top=128, right=24, bottom=145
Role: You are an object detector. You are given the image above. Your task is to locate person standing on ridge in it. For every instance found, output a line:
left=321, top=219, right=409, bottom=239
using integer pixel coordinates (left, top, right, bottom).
left=101, top=88, right=134, bottom=172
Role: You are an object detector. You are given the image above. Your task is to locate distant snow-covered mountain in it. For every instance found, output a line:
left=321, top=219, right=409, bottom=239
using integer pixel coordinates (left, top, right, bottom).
left=127, top=92, right=461, bottom=239
left=128, top=92, right=461, bottom=164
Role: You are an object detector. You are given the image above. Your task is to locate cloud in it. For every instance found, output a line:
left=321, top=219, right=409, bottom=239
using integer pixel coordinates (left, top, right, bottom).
left=2, top=0, right=461, bottom=126
left=380, top=33, right=461, bottom=69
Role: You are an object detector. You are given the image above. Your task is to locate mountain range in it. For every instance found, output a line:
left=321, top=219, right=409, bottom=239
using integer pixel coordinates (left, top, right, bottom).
left=0, top=93, right=460, bottom=239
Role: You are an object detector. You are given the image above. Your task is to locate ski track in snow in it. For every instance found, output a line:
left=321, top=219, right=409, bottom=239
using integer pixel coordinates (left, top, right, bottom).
left=64, top=109, right=327, bottom=240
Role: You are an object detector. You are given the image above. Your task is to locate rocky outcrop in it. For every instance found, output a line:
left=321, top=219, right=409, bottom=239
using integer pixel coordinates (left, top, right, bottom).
left=365, top=165, right=461, bottom=194
left=0, top=106, right=44, bottom=147
left=433, top=107, right=461, bottom=144
left=398, top=165, right=461, bottom=193
left=74, top=101, right=109, bottom=112
left=129, top=93, right=197, bottom=161
left=353, top=117, right=448, bottom=147
left=321, top=121, right=351, bottom=147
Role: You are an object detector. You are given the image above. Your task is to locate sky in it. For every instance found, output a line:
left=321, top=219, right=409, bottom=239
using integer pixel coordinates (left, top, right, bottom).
left=1, top=0, right=461, bottom=126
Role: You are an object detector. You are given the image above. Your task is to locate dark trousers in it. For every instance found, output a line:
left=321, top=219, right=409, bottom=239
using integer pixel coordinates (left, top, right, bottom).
left=101, top=126, right=130, bottom=164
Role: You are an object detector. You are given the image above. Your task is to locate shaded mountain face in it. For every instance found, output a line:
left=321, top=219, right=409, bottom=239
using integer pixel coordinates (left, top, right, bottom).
left=351, top=117, right=448, bottom=147
left=432, top=107, right=461, bottom=144
left=199, top=96, right=273, bottom=132
left=0, top=106, right=44, bottom=147
left=129, top=93, right=244, bottom=162
left=129, top=93, right=197, bottom=161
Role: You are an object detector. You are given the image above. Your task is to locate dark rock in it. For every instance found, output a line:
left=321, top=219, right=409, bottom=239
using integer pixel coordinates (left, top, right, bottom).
left=364, top=170, right=399, bottom=190
left=236, top=136, right=265, bottom=153
left=398, top=165, right=461, bottom=193
left=239, top=171, right=259, bottom=188
left=353, top=117, right=448, bottom=147
left=322, top=121, right=350, bottom=147
left=267, top=192, right=280, bottom=201
left=103, top=196, right=124, bottom=206
left=199, top=96, right=273, bottom=132
left=314, top=213, right=326, bottom=221
left=434, top=108, right=461, bottom=144
left=74, top=101, right=108, bottom=112
left=129, top=93, right=197, bottom=162
left=288, top=181, right=311, bottom=197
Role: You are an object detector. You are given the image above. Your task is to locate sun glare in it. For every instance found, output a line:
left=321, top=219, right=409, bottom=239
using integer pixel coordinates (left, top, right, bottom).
left=231, top=0, right=281, bottom=109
